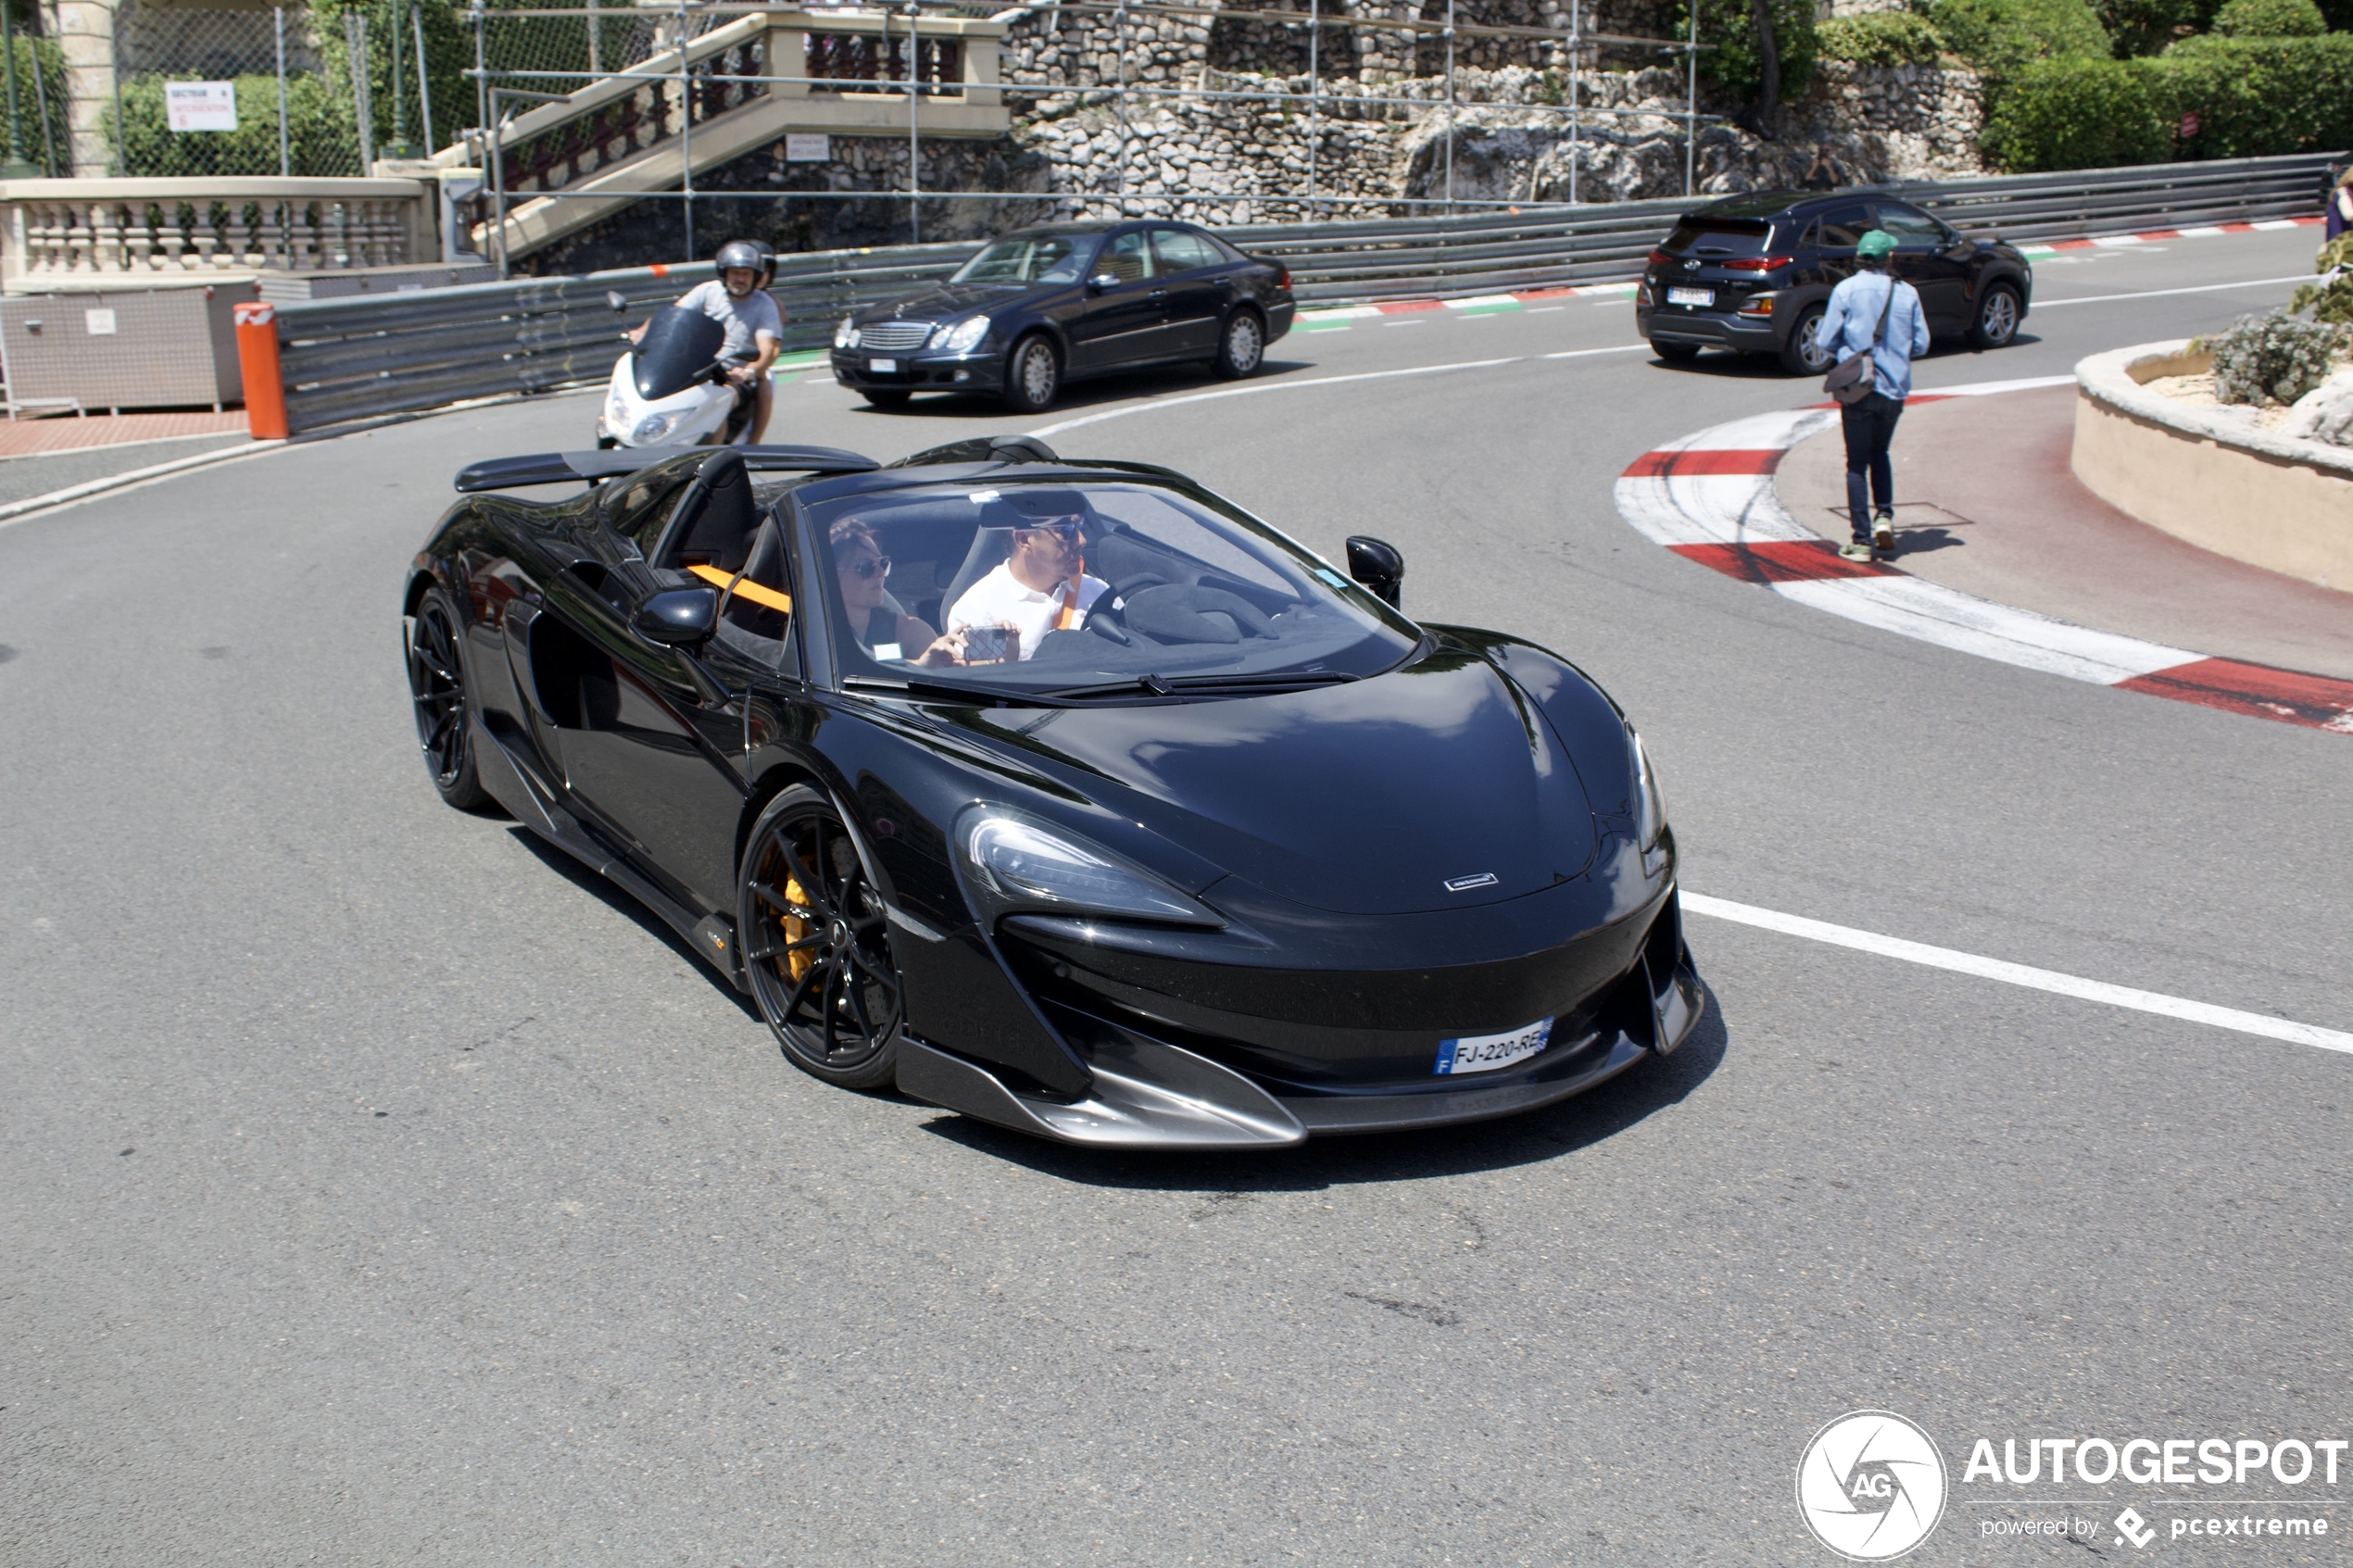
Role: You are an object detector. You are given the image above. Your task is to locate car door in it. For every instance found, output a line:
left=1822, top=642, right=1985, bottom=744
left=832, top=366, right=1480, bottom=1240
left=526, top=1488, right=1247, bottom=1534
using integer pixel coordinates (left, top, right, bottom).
left=1148, top=226, right=1228, bottom=357
left=1870, top=201, right=1969, bottom=334
left=1809, top=201, right=1874, bottom=289
left=1065, top=229, right=1168, bottom=372
left=532, top=457, right=765, bottom=912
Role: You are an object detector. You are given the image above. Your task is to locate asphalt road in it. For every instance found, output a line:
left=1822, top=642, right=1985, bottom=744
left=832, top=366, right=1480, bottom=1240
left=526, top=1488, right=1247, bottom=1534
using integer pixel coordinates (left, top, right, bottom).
left=4, top=224, right=2347, bottom=1566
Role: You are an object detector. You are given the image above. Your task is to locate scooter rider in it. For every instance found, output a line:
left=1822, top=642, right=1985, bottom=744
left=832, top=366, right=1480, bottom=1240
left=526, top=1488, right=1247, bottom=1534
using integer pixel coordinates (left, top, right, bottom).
left=635, top=239, right=784, bottom=444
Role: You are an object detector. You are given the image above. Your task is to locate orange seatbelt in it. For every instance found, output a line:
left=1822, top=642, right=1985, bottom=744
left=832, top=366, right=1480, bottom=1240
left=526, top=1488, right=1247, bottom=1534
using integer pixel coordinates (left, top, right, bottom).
left=1052, top=558, right=1084, bottom=631
left=689, top=562, right=792, bottom=614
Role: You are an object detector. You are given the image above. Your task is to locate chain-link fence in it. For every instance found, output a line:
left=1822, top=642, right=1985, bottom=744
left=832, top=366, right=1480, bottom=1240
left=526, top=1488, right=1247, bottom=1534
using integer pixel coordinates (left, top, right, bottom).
left=0, top=33, right=69, bottom=178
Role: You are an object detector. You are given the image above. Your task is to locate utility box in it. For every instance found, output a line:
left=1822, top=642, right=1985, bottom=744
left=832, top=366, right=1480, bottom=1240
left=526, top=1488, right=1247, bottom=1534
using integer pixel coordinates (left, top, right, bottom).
left=0, top=284, right=254, bottom=412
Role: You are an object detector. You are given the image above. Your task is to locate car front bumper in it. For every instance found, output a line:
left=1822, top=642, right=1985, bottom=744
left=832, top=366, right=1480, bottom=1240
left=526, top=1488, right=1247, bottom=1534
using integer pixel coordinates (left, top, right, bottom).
left=830, top=345, right=1008, bottom=393
left=896, top=880, right=1705, bottom=1148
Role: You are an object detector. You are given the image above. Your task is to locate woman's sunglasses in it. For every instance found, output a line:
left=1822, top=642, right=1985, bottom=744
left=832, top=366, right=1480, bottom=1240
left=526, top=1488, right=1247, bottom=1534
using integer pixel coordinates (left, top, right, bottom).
left=843, top=555, right=892, bottom=580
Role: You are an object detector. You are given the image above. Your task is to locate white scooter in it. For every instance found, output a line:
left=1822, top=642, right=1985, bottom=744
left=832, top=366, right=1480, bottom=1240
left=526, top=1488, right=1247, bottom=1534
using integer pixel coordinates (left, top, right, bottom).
left=596, top=301, right=754, bottom=450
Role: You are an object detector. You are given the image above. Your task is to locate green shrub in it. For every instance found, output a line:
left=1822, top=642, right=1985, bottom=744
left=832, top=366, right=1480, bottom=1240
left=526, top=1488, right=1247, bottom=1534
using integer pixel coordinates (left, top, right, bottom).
left=2194, top=311, right=2347, bottom=405
left=2151, top=35, right=2353, bottom=159
left=1931, top=0, right=2112, bottom=94
left=2210, top=0, right=2326, bottom=34
left=1982, top=55, right=2171, bottom=167
left=2098, top=0, right=2194, bottom=57
left=1817, top=11, right=1949, bottom=65
left=2290, top=235, right=2353, bottom=327
left=108, top=74, right=360, bottom=178
left=1673, top=0, right=1820, bottom=107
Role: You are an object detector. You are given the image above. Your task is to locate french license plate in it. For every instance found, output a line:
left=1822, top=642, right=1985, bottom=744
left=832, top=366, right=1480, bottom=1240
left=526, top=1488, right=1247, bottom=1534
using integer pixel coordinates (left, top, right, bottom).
left=868, top=358, right=898, bottom=373
left=1435, top=1018, right=1554, bottom=1076
left=1667, top=287, right=1714, bottom=307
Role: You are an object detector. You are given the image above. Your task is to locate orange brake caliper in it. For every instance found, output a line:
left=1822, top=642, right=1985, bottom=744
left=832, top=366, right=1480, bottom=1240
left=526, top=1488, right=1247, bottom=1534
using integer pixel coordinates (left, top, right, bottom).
left=780, top=874, right=813, bottom=983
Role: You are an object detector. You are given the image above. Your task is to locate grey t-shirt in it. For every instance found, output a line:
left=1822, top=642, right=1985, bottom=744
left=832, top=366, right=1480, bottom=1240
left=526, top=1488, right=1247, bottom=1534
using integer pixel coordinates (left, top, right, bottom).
left=675, top=278, right=784, bottom=361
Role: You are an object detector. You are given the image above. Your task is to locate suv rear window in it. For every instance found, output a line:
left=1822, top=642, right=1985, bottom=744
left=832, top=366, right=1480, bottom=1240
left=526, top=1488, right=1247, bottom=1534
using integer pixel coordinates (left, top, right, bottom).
left=1661, top=219, right=1774, bottom=256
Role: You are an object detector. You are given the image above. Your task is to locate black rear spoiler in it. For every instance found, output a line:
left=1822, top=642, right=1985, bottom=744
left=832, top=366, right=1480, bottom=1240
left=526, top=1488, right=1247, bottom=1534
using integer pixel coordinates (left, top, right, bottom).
left=454, top=444, right=877, bottom=493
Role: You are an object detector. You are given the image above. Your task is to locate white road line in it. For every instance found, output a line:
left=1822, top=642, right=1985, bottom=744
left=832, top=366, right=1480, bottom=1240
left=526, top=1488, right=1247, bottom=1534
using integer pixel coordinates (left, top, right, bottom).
left=1682, top=892, right=2353, bottom=1055
left=2032, top=275, right=2310, bottom=307
left=1029, top=345, right=1645, bottom=437
left=0, top=439, right=288, bottom=530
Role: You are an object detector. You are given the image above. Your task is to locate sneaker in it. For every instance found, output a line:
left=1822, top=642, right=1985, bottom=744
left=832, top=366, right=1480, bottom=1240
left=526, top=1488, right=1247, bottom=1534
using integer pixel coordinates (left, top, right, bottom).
left=1872, top=515, right=1894, bottom=552
left=1838, top=541, right=1874, bottom=562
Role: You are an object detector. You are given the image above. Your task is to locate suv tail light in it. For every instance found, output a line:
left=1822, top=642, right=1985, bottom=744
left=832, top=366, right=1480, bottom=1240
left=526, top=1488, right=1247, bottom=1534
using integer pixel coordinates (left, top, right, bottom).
left=1276, top=262, right=1291, bottom=291
left=1722, top=255, right=1795, bottom=272
left=1647, top=248, right=1673, bottom=267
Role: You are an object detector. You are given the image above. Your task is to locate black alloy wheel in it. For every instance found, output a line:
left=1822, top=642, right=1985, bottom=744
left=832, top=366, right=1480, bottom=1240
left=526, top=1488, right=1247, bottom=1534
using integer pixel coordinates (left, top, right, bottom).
left=1213, top=309, right=1265, bottom=379
left=1651, top=338, right=1702, bottom=363
left=739, top=786, right=903, bottom=1089
left=406, top=584, right=491, bottom=810
left=864, top=388, right=912, bottom=409
left=1970, top=283, right=2022, bottom=350
left=1000, top=333, right=1060, bottom=414
left=1780, top=304, right=1834, bottom=376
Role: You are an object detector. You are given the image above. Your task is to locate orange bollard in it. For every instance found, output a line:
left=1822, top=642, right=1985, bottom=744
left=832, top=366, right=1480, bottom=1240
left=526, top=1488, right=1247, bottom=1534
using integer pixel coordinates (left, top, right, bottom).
left=233, top=301, right=289, bottom=440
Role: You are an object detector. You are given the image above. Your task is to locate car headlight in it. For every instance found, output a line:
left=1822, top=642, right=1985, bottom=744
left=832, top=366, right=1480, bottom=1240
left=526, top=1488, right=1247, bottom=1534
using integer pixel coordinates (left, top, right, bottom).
left=835, top=317, right=859, bottom=349
left=959, top=810, right=1219, bottom=925
left=632, top=411, right=679, bottom=443
left=1629, top=729, right=1670, bottom=874
left=934, top=314, right=991, bottom=353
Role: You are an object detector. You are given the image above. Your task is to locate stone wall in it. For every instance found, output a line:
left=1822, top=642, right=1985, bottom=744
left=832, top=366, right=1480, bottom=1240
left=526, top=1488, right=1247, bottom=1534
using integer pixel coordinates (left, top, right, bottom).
left=523, top=2, right=1987, bottom=270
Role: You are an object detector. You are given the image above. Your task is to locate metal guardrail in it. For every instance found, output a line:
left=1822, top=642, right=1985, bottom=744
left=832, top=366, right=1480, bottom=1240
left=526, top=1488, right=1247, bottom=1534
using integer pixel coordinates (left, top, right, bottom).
left=271, top=151, right=2340, bottom=434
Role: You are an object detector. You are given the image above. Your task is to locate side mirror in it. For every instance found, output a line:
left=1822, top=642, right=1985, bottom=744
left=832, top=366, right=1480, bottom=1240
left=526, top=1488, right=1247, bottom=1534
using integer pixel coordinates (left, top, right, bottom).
left=633, top=586, right=720, bottom=646
left=1088, top=272, right=1123, bottom=293
left=606, top=289, right=630, bottom=313
left=1344, top=535, right=1404, bottom=610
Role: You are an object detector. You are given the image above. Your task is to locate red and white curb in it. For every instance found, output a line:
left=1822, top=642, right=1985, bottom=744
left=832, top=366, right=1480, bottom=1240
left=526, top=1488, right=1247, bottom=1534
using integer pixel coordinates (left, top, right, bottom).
left=1294, top=216, right=2322, bottom=330
left=1614, top=375, right=2353, bottom=735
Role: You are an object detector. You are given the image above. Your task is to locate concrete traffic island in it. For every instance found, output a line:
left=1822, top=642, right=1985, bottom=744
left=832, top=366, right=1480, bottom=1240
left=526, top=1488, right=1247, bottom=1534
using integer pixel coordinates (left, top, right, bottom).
left=2072, top=341, right=2353, bottom=593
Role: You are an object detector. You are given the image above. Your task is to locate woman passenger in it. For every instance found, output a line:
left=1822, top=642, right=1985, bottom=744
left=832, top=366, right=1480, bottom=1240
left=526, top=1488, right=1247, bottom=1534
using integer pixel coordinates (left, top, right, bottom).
left=831, top=516, right=938, bottom=659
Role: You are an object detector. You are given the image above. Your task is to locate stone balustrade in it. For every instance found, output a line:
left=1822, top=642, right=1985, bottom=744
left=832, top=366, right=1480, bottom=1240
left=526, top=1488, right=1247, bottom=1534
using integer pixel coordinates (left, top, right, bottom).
left=0, top=178, right=436, bottom=288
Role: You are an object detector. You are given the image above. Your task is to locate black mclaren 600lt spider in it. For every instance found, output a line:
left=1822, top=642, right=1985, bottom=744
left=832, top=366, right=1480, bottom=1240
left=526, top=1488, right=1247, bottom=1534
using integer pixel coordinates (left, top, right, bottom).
left=403, top=436, right=1702, bottom=1148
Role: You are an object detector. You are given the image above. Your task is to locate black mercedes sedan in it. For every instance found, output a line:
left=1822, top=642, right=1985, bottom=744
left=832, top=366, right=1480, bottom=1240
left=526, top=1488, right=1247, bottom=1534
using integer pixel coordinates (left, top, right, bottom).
left=1634, top=189, right=2034, bottom=373
left=831, top=221, right=1296, bottom=413
left=404, top=435, right=1700, bottom=1150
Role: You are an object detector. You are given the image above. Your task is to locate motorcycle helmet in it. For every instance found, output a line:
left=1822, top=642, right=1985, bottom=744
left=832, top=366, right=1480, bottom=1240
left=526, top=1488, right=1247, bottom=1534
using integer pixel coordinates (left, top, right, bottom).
left=747, top=238, right=778, bottom=287
left=714, top=238, right=766, bottom=286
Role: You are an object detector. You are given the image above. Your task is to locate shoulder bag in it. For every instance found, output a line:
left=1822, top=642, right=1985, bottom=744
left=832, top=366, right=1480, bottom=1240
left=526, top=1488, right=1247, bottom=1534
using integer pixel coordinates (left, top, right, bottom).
left=1823, top=277, right=1898, bottom=406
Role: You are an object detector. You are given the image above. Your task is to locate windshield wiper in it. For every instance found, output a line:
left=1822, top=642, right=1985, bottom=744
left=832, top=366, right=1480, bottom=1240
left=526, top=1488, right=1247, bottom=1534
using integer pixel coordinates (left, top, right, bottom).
left=1038, top=670, right=1362, bottom=701
left=841, top=674, right=1064, bottom=707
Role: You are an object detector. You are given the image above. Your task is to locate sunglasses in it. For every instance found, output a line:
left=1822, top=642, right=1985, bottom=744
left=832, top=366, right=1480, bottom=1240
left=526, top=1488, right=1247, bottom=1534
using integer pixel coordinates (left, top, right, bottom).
left=1018, top=519, right=1085, bottom=544
left=843, top=555, right=892, bottom=580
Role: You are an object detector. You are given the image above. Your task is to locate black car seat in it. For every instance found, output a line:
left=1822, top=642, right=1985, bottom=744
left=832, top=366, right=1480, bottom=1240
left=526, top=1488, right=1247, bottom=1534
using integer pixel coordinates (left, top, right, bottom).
left=653, top=448, right=759, bottom=573
left=720, top=513, right=793, bottom=639
left=937, top=527, right=1014, bottom=622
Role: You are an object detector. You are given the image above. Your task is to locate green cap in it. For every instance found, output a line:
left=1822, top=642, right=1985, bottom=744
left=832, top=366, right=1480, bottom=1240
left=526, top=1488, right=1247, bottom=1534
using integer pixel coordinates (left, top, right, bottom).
left=1856, top=229, right=1897, bottom=259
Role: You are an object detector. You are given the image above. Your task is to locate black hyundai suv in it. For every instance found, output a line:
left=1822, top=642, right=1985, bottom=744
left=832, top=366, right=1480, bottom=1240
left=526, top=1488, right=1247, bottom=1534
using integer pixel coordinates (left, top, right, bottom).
left=1634, top=190, right=2034, bottom=373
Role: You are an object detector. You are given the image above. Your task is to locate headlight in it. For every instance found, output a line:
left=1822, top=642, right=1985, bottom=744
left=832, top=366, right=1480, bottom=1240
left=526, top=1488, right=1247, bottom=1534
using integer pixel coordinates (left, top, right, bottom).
left=1630, top=729, right=1670, bottom=874
left=835, top=317, right=859, bottom=349
left=959, top=811, right=1218, bottom=925
left=934, top=314, right=991, bottom=353
left=632, top=411, right=679, bottom=443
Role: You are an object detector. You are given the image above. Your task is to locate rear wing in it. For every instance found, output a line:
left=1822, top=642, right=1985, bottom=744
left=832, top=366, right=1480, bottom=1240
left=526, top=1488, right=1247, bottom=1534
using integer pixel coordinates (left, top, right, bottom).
left=453, top=444, right=877, bottom=493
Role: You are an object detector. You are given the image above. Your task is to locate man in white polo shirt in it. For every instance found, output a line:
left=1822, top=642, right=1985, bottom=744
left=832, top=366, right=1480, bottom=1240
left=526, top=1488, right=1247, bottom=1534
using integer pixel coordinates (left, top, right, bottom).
left=922, top=497, right=1108, bottom=664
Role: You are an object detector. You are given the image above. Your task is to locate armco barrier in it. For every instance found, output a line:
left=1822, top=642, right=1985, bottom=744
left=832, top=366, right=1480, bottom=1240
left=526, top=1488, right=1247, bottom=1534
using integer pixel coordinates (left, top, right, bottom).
left=268, top=152, right=2341, bottom=436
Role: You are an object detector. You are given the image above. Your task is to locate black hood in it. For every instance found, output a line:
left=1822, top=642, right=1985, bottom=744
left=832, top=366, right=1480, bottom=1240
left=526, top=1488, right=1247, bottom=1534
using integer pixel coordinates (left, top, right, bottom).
left=856, top=282, right=1028, bottom=326
left=948, top=650, right=1600, bottom=916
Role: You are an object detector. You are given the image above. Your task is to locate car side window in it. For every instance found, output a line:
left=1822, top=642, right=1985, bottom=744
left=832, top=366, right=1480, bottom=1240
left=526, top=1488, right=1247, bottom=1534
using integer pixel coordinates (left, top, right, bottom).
left=1871, top=205, right=1946, bottom=246
left=1100, top=231, right=1153, bottom=284
left=1815, top=205, right=1874, bottom=248
left=1151, top=228, right=1223, bottom=274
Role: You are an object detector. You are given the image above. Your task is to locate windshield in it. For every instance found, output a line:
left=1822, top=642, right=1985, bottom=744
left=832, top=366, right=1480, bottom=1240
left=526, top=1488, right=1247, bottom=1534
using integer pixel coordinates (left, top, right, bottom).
left=808, top=479, right=1419, bottom=700
left=950, top=234, right=1097, bottom=286
left=633, top=307, right=725, bottom=400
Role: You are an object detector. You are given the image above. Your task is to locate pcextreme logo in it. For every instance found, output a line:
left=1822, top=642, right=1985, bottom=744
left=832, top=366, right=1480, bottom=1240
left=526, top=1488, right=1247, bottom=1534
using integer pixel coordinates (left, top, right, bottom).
left=1796, top=1411, right=1950, bottom=1562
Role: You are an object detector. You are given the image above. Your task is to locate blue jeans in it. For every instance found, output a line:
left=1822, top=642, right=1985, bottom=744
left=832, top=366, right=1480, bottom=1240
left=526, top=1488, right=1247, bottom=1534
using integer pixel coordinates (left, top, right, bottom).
left=1841, top=392, right=1904, bottom=543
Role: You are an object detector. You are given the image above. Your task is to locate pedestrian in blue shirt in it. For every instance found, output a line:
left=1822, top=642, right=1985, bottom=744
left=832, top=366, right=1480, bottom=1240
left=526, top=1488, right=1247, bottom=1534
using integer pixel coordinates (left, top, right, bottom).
left=1815, top=229, right=1931, bottom=561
